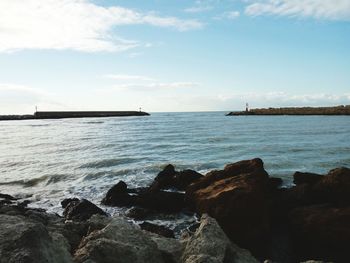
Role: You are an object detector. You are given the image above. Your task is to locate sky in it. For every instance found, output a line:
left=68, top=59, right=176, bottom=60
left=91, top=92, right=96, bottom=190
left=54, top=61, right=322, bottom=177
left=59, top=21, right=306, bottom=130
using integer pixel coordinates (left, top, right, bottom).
left=0, top=0, right=350, bottom=114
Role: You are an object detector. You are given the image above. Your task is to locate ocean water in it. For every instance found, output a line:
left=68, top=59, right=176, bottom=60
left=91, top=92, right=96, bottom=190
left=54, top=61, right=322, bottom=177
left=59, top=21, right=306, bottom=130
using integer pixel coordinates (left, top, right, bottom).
left=0, top=112, right=349, bottom=218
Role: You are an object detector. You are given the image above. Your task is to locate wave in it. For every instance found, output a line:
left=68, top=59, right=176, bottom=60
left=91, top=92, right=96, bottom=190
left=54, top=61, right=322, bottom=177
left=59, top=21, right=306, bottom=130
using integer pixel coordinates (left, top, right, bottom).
left=79, top=158, right=137, bottom=169
left=0, top=173, right=70, bottom=187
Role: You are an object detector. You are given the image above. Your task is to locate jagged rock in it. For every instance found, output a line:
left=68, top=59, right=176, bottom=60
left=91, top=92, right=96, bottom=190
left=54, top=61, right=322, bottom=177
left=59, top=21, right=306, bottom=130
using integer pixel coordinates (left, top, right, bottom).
left=101, top=181, right=137, bottom=206
left=312, top=167, right=350, bottom=205
left=61, top=198, right=79, bottom=208
left=293, top=172, right=323, bottom=186
left=185, top=158, right=270, bottom=255
left=149, top=165, right=203, bottom=191
left=288, top=204, right=350, bottom=263
left=139, top=222, right=175, bottom=238
left=63, top=198, right=107, bottom=221
left=182, top=214, right=259, bottom=263
left=101, top=180, right=186, bottom=213
left=74, top=217, right=165, bottom=263
left=0, top=214, right=73, bottom=263
left=126, top=207, right=155, bottom=220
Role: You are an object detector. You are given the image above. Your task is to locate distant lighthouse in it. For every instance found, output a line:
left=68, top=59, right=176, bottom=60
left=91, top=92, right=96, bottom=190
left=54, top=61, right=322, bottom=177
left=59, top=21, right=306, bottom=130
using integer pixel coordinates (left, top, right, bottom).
left=246, top=103, right=249, bottom=112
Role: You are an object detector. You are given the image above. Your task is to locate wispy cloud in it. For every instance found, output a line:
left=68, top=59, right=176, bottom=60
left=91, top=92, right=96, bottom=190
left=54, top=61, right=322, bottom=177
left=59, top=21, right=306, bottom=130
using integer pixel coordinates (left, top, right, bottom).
left=214, top=11, right=240, bottom=20
left=245, top=0, right=350, bottom=21
left=184, top=6, right=213, bottom=13
left=109, top=82, right=199, bottom=91
left=0, top=0, right=203, bottom=53
left=104, top=74, right=155, bottom=81
left=0, top=83, right=64, bottom=114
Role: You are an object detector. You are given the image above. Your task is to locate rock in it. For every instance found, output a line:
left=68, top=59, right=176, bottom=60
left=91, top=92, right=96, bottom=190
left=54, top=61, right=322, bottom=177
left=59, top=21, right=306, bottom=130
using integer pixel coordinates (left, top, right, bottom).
left=148, top=233, right=184, bottom=263
left=185, top=158, right=270, bottom=256
left=150, top=164, right=176, bottom=191
left=0, top=193, right=17, bottom=200
left=139, top=222, right=175, bottom=238
left=101, top=181, right=137, bottom=207
left=288, top=204, right=350, bottom=262
left=173, top=170, right=203, bottom=190
left=268, top=177, right=283, bottom=192
left=137, top=190, right=185, bottom=213
left=312, top=167, right=350, bottom=205
left=63, top=199, right=107, bottom=221
left=0, top=214, right=73, bottom=263
left=74, top=217, right=165, bottom=263
left=61, top=198, right=79, bottom=208
left=102, top=180, right=186, bottom=213
left=126, top=207, right=155, bottom=220
left=149, top=165, right=203, bottom=191
left=293, top=172, right=323, bottom=186
left=182, top=214, right=259, bottom=263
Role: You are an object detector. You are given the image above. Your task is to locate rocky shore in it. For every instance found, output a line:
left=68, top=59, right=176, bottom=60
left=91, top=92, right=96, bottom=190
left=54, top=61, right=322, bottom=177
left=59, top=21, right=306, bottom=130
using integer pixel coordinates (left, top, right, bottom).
left=1, top=158, right=349, bottom=262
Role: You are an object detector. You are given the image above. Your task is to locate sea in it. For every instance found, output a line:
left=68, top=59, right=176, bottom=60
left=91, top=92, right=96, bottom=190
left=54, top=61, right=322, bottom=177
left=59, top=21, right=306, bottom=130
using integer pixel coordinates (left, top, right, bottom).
left=0, top=112, right=349, bottom=228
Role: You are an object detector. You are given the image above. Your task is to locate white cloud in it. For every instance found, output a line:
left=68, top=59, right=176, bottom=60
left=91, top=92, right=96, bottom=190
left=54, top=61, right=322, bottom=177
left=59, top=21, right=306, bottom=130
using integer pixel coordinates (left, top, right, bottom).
left=214, top=11, right=240, bottom=20
left=104, top=74, right=155, bottom=81
left=109, top=82, right=199, bottom=91
left=184, top=6, right=213, bottom=13
left=0, top=83, right=64, bottom=114
left=245, top=0, right=350, bottom=20
left=0, top=0, right=203, bottom=53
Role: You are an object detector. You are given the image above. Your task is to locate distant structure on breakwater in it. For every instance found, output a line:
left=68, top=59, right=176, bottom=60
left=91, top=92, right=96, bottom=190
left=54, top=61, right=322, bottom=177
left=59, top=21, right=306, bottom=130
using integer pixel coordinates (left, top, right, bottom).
left=227, top=105, right=350, bottom=116
left=0, top=111, right=150, bottom=121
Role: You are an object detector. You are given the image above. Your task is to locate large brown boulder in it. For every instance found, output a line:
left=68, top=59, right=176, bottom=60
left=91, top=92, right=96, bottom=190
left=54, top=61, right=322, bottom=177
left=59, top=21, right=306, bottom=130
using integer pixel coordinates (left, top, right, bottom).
left=293, top=172, right=323, bottom=186
left=185, top=158, right=270, bottom=255
left=288, top=204, right=350, bottom=262
left=312, top=167, right=350, bottom=205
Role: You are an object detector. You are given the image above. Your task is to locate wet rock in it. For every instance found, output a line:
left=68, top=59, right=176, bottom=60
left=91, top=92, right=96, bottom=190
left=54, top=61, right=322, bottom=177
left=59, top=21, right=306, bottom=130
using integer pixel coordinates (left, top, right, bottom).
left=185, top=158, right=270, bottom=256
left=61, top=197, right=79, bottom=208
left=137, top=190, right=185, bottom=213
left=288, top=204, right=350, bottom=263
left=126, top=207, right=155, bottom=220
left=149, top=165, right=203, bottom=191
left=0, top=214, right=73, bottom=263
left=293, top=172, right=323, bottom=186
left=173, top=170, right=203, bottom=190
left=182, top=214, right=259, bottom=263
left=0, top=193, right=17, bottom=200
left=139, top=222, right=175, bottom=238
left=101, top=181, right=137, bottom=207
left=63, top=198, right=107, bottom=221
left=74, top=217, right=165, bottom=263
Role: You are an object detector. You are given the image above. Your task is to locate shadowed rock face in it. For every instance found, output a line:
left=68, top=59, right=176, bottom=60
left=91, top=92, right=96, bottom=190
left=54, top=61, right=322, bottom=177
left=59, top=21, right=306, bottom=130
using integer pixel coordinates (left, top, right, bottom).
left=288, top=204, right=350, bottom=263
left=149, top=165, right=203, bottom=191
left=63, top=199, right=107, bottom=221
left=182, top=214, right=259, bottom=263
left=185, top=158, right=271, bottom=256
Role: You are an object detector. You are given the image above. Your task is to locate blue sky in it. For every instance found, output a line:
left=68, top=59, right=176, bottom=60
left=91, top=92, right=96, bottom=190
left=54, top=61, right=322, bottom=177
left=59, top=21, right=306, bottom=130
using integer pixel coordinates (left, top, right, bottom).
left=0, top=0, right=350, bottom=113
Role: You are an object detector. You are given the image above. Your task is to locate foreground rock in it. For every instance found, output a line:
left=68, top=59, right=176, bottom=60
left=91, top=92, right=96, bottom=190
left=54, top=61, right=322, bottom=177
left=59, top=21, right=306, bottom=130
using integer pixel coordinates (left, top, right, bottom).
left=182, top=214, right=259, bottom=263
left=74, top=217, right=165, bottom=263
left=185, top=158, right=271, bottom=256
left=288, top=204, right=350, bottom=262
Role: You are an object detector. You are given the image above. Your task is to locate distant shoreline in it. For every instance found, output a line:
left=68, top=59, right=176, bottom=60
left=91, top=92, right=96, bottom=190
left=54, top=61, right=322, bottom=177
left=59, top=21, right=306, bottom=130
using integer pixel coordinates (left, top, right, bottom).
left=0, top=111, right=150, bottom=121
left=227, top=105, right=350, bottom=116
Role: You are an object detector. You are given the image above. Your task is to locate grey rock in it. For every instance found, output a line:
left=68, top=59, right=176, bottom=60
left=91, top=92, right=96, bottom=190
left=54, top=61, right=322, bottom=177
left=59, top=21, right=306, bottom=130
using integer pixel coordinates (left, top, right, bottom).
left=0, top=214, right=73, bottom=263
left=74, top=217, right=165, bottom=263
left=182, top=214, right=259, bottom=263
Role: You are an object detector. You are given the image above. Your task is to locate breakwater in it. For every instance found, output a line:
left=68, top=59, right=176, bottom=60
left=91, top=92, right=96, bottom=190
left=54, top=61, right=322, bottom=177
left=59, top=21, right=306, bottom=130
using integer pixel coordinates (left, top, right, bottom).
left=0, top=111, right=150, bottom=121
left=227, top=105, right=350, bottom=116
